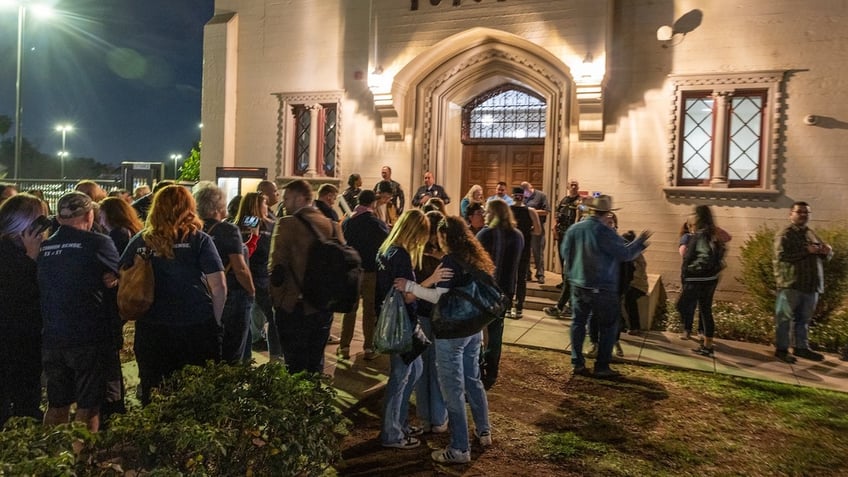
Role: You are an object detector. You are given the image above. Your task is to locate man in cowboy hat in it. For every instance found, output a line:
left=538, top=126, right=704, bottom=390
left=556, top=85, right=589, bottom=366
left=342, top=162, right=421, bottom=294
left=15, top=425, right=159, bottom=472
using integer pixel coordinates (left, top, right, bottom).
left=561, top=194, right=651, bottom=378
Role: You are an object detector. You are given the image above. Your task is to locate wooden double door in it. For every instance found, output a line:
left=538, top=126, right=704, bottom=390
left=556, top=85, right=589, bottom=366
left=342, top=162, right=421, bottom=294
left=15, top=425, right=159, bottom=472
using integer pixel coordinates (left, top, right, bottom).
left=460, top=143, right=545, bottom=199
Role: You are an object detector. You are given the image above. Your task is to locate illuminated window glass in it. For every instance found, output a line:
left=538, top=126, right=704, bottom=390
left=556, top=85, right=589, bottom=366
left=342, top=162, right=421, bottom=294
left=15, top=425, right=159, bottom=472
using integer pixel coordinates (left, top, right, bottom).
left=464, top=86, right=546, bottom=140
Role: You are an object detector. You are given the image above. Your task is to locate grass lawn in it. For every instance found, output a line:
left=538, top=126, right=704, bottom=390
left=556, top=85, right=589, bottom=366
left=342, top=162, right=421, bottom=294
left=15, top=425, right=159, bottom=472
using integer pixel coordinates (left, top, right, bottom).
left=338, top=346, right=848, bottom=476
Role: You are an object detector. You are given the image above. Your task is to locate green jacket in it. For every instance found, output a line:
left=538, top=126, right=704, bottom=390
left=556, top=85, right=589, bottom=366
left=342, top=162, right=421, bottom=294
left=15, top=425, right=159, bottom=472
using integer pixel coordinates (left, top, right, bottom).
left=773, top=224, right=831, bottom=293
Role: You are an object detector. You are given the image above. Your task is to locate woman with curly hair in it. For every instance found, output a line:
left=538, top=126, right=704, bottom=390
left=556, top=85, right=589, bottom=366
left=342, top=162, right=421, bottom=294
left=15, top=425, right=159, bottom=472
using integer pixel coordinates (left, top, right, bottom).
left=395, top=215, right=495, bottom=464
left=118, top=185, right=226, bottom=405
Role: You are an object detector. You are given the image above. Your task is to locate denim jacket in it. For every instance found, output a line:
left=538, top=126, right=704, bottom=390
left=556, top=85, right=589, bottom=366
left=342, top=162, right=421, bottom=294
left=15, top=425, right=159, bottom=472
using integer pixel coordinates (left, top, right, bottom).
left=562, top=216, right=647, bottom=292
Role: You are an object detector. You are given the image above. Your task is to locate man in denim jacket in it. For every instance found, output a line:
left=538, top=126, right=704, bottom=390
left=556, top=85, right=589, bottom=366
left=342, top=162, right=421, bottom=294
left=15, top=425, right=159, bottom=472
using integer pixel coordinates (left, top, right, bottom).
left=773, top=201, right=833, bottom=363
left=561, top=195, right=651, bottom=378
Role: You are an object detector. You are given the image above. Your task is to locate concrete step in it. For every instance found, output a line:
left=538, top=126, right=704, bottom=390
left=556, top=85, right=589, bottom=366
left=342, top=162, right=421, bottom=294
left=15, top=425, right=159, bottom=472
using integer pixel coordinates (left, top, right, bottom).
left=520, top=271, right=562, bottom=311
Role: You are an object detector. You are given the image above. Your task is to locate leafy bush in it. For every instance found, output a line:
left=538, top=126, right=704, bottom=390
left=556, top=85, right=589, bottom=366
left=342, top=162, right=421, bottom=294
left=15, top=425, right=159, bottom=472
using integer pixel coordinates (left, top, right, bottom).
left=0, top=418, right=97, bottom=476
left=737, top=226, right=778, bottom=316
left=102, top=361, right=345, bottom=476
left=661, top=298, right=848, bottom=352
left=1, top=362, right=346, bottom=476
left=737, top=225, right=848, bottom=321
left=661, top=299, right=773, bottom=344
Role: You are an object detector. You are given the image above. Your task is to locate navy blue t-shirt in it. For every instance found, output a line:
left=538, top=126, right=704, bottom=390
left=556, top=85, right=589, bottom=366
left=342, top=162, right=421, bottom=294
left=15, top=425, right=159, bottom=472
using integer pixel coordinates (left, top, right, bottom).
left=375, top=245, right=417, bottom=318
left=249, top=218, right=274, bottom=289
left=38, top=226, right=120, bottom=349
left=119, top=231, right=223, bottom=325
left=204, top=219, right=248, bottom=292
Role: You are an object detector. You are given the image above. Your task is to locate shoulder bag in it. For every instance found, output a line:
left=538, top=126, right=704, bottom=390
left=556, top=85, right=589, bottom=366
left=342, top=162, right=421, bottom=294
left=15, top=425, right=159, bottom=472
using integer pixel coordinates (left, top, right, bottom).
left=118, top=246, right=154, bottom=321
left=431, top=258, right=506, bottom=339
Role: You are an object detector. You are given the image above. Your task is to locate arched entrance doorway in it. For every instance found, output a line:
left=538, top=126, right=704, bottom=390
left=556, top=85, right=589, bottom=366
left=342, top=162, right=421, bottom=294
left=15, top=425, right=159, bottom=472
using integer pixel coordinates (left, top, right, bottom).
left=389, top=28, right=574, bottom=271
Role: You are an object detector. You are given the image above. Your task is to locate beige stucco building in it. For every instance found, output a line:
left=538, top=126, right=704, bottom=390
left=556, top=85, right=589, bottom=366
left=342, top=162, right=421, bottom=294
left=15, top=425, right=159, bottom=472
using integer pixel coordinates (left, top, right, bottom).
left=200, top=0, right=848, bottom=298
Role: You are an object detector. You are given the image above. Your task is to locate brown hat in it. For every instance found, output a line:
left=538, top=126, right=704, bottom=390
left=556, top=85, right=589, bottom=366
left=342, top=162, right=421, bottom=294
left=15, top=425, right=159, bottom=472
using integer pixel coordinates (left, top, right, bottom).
left=584, top=194, right=620, bottom=213
left=57, top=191, right=93, bottom=219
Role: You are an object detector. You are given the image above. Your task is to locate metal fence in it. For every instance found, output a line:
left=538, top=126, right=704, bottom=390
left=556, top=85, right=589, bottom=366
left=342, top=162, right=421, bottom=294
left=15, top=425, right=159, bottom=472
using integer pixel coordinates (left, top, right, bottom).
left=10, top=178, right=123, bottom=214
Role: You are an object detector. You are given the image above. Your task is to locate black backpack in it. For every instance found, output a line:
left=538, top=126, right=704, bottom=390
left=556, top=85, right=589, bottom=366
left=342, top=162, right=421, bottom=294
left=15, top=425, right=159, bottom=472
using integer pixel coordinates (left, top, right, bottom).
left=296, top=214, right=363, bottom=313
left=684, top=232, right=726, bottom=278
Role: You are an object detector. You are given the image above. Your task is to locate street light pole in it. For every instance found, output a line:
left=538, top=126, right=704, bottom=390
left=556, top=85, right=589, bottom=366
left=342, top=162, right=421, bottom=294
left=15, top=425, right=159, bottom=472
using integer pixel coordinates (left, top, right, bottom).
left=170, top=154, right=182, bottom=179
left=13, top=4, right=25, bottom=180
left=55, top=124, right=72, bottom=178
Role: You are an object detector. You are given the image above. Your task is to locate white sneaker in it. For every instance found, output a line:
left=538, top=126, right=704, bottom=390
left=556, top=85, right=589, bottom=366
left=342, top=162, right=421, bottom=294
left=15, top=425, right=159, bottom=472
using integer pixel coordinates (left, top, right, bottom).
left=427, top=422, right=449, bottom=433
left=477, top=430, right=492, bottom=447
left=382, top=436, right=420, bottom=449
left=431, top=446, right=471, bottom=464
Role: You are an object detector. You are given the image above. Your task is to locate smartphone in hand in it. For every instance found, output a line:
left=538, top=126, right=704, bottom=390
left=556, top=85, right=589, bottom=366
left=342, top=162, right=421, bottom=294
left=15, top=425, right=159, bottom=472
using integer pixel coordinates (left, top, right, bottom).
left=240, top=215, right=260, bottom=228
left=28, top=215, right=51, bottom=235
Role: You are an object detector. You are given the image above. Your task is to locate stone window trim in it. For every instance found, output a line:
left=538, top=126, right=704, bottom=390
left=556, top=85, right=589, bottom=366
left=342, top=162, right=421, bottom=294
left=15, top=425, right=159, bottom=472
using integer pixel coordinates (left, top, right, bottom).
left=663, top=71, right=787, bottom=201
left=272, top=91, right=344, bottom=179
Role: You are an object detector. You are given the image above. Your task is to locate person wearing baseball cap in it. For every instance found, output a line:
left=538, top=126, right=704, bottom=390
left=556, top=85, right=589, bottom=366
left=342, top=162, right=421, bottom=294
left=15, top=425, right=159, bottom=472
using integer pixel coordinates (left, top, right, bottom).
left=561, top=194, right=651, bottom=378
left=38, top=191, right=121, bottom=431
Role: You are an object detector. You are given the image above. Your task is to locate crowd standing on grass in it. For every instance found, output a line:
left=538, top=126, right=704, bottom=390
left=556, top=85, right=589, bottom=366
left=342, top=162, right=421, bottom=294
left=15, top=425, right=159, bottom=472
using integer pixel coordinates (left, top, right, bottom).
left=1, top=171, right=842, bottom=468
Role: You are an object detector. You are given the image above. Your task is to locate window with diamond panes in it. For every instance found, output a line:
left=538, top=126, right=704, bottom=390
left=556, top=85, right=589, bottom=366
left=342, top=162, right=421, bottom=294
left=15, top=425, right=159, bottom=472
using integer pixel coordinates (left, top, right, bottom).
left=727, top=92, right=764, bottom=185
left=680, top=92, right=714, bottom=184
left=464, top=87, right=546, bottom=140
left=678, top=89, right=766, bottom=187
left=321, top=104, right=337, bottom=176
left=293, top=105, right=311, bottom=176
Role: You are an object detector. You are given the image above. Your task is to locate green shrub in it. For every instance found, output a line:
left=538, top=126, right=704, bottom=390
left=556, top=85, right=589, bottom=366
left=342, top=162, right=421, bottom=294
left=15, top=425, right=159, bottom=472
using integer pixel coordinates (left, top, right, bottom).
left=102, top=361, right=345, bottom=476
left=737, top=225, right=778, bottom=316
left=737, top=225, right=848, bottom=321
left=1, top=362, right=346, bottom=476
left=0, top=418, right=98, bottom=476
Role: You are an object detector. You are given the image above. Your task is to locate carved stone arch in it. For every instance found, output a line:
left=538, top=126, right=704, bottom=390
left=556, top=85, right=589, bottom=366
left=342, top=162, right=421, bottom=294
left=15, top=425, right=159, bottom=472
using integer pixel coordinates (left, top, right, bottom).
left=385, top=27, right=574, bottom=201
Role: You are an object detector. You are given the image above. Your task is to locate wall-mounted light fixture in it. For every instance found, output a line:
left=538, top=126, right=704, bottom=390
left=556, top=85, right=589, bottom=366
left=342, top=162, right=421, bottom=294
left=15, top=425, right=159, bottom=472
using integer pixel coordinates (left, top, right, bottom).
left=657, top=25, right=685, bottom=47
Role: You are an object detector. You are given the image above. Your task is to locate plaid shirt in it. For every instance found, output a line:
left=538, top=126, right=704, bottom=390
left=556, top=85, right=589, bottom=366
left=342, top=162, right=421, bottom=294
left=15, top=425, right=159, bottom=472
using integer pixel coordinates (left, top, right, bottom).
left=773, top=223, right=829, bottom=293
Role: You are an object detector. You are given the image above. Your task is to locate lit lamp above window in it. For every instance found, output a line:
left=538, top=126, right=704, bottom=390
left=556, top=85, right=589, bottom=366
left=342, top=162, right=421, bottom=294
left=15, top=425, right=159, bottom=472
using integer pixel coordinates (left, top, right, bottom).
left=574, top=52, right=604, bottom=85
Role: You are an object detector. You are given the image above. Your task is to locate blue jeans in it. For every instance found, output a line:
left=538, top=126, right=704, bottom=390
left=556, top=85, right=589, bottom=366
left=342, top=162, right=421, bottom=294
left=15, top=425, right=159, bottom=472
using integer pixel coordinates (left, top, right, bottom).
left=676, top=280, right=717, bottom=338
left=381, top=353, right=423, bottom=445
left=275, top=303, right=333, bottom=374
left=774, top=288, right=818, bottom=351
left=415, top=315, right=446, bottom=429
left=435, top=332, right=490, bottom=453
left=570, top=286, right=620, bottom=371
left=221, top=289, right=254, bottom=363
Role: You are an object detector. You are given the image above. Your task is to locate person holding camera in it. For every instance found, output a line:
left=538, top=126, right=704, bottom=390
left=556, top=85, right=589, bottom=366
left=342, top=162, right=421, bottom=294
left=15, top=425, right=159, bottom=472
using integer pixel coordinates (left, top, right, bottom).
left=774, top=201, right=833, bottom=363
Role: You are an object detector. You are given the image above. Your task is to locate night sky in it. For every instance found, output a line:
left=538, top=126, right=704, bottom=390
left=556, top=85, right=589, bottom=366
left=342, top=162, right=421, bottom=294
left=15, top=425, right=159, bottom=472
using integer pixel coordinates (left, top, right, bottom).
left=0, top=0, right=215, bottom=167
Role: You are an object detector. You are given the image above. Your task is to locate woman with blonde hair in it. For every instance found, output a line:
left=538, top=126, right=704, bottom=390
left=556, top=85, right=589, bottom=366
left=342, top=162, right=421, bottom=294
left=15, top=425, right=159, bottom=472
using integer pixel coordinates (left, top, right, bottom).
left=0, top=194, right=48, bottom=425
left=474, top=199, right=524, bottom=389
left=118, top=185, right=226, bottom=405
left=232, top=192, right=267, bottom=256
left=459, top=184, right=484, bottom=220
left=376, top=209, right=450, bottom=450
left=396, top=215, right=495, bottom=464
left=99, top=197, right=144, bottom=254
left=234, top=191, right=278, bottom=357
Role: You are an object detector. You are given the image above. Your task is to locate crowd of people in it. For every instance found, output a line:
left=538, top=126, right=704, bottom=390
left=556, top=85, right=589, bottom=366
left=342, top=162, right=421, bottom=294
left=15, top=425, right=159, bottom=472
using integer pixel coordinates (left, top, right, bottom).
left=0, top=172, right=835, bottom=465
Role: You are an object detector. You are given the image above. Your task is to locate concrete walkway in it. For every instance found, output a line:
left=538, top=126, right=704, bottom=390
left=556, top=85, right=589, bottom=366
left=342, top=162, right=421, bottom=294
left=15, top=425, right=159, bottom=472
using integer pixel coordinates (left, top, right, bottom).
left=252, top=306, right=848, bottom=412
